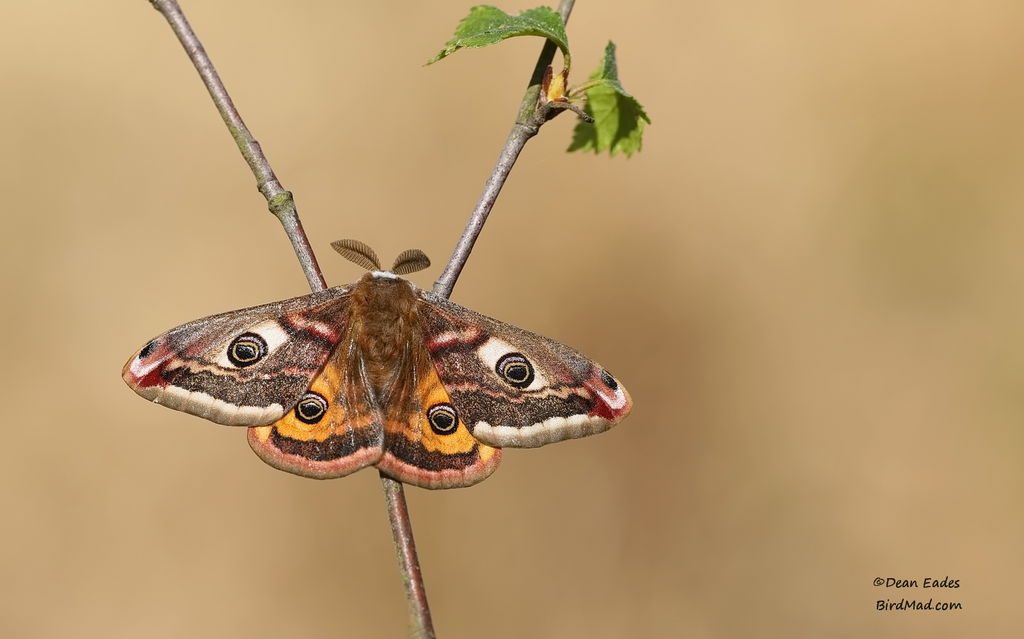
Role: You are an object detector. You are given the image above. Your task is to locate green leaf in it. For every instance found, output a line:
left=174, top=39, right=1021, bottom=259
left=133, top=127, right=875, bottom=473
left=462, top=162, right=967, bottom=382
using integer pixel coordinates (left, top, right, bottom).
left=568, top=42, right=650, bottom=157
left=428, top=5, right=569, bottom=66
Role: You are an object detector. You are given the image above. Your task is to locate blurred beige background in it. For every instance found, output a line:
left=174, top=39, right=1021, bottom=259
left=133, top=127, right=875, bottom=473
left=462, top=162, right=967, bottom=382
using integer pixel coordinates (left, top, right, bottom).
left=2, top=1, right=1022, bottom=637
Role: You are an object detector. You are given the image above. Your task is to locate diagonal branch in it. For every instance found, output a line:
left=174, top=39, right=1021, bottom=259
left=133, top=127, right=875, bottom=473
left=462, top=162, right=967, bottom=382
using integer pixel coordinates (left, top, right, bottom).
left=147, top=2, right=437, bottom=636
left=148, top=0, right=326, bottom=291
left=433, top=0, right=576, bottom=298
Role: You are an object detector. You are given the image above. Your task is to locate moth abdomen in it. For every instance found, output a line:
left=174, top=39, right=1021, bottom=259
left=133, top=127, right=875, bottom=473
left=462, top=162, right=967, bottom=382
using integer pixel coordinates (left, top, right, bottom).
left=348, top=272, right=422, bottom=394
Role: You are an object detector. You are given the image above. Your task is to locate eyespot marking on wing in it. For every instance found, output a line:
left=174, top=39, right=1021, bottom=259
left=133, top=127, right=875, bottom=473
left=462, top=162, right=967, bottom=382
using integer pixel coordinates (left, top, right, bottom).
left=294, top=391, right=329, bottom=425
left=426, top=403, right=459, bottom=435
left=476, top=338, right=550, bottom=391
left=215, top=320, right=291, bottom=369
left=495, top=352, right=534, bottom=388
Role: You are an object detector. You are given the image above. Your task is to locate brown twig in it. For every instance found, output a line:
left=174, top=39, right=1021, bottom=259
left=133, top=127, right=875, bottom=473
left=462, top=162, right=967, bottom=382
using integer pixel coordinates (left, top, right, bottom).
left=433, top=0, right=576, bottom=298
left=146, top=0, right=438, bottom=633
left=148, top=0, right=326, bottom=291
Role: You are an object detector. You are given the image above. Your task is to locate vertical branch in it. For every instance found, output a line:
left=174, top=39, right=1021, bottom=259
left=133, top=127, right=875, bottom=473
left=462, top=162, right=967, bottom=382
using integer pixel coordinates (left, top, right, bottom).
left=380, top=475, right=434, bottom=638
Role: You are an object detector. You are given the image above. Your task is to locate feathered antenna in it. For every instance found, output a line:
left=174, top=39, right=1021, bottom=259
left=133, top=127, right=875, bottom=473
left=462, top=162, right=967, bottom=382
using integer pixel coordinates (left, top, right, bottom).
left=331, top=239, right=382, bottom=271
left=332, top=239, right=431, bottom=275
left=391, top=249, right=431, bottom=275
